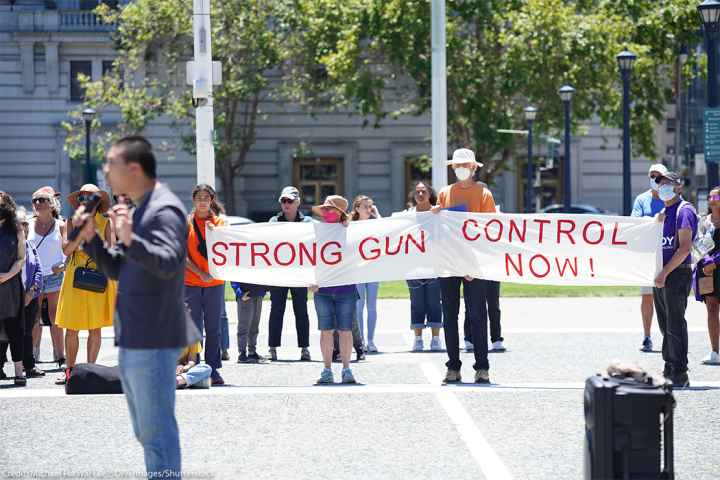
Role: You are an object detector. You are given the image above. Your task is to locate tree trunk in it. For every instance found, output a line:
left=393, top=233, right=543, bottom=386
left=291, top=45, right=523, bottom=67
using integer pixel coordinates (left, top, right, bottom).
left=219, top=161, right=236, bottom=215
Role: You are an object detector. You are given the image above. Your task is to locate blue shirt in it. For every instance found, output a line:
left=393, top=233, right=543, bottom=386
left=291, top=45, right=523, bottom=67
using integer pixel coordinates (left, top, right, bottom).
left=631, top=190, right=665, bottom=218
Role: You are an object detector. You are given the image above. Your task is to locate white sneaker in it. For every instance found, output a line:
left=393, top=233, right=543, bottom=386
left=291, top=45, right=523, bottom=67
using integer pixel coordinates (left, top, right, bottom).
left=412, top=336, right=424, bottom=352
left=430, top=336, right=442, bottom=351
left=367, top=341, right=378, bottom=353
left=491, top=340, right=506, bottom=352
left=701, top=351, right=720, bottom=365
left=465, top=340, right=474, bottom=352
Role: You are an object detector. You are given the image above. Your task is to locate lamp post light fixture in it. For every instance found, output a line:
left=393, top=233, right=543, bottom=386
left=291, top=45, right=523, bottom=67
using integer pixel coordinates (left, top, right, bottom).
left=617, top=48, right=637, bottom=216
left=82, top=107, right=96, bottom=185
left=559, top=85, right=575, bottom=210
left=524, top=105, right=538, bottom=213
left=699, top=0, right=720, bottom=188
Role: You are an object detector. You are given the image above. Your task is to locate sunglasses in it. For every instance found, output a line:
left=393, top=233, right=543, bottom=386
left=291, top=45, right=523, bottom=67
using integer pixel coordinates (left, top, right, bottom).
left=280, top=198, right=296, bottom=204
left=710, top=195, right=720, bottom=202
left=32, top=197, right=50, bottom=205
left=77, top=194, right=95, bottom=203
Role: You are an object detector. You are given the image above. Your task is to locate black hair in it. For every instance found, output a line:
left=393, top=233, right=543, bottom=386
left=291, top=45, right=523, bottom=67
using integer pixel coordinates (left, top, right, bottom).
left=407, top=181, right=438, bottom=207
left=192, top=184, right=225, bottom=216
left=113, top=135, right=157, bottom=179
left=0, top=191, right=20, bottom=236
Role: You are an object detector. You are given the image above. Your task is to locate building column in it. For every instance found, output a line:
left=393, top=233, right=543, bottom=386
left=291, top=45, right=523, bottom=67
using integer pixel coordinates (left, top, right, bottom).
left=20, top=42, right=35, bottom=94
left=45, top=41, right=60, bottom=94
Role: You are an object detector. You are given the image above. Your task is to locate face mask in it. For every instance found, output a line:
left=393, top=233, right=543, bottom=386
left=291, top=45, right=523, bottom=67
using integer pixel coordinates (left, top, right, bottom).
left=658, top=184, right=676, bottom=202
left=650, top=178, right=659, bottom=191
left=454, top=167, right=472, bottom=181
left=323, top=210, right=340, bottom=223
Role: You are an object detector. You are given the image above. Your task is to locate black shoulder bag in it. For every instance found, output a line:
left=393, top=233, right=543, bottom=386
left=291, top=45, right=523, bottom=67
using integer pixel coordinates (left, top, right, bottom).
left=73, top=256, right=108, bottom=293
left=192, top=217, right=208, bottom=259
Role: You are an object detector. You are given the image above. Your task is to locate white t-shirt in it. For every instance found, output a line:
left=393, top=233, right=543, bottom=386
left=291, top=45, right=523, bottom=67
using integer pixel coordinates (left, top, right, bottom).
left=28, top=218, right=65, bottom=276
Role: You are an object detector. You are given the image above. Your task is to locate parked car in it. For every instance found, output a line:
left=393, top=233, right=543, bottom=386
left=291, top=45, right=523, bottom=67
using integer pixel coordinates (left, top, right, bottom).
left=225, top=215, right=255, bottom=226
left=540, top=204, right=616, bottom=215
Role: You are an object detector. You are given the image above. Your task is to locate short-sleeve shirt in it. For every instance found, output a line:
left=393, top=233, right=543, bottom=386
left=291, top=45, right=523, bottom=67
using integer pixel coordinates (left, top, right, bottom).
left=662, top=200, right=698, bottom=266
left=185, top=214, right=225, bottom=288
left=438, top=183, right=496, bottom=213
left=631, top=190, right=665, bottom=218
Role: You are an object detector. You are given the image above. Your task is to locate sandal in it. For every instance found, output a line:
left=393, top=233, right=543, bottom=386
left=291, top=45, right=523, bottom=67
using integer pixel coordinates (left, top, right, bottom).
left=55, top=367, right=71, bottom=385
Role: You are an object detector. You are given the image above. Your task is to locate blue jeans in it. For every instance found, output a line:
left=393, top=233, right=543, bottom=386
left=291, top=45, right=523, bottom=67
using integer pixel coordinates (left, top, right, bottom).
left=184, top=363, right=212, bottom=388
left=185, top=285, right=224, bottom=378
left=315, top=292, right=356, bottom=331
left=356, top=282, right=379, bottom=343
left=220, top=300, right=230, bottom=351
left=407, top=279, right=443, bottom=330
left=119, top=347, right=183, bottom=478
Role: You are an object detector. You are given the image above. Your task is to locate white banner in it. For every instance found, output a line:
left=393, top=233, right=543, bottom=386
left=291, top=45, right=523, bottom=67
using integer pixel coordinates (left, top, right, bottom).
left=207, top=211, right=662, bottom=287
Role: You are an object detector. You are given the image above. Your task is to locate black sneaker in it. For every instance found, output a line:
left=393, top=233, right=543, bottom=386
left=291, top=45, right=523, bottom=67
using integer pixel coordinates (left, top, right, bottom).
left=221, top=349, right=230, bottom=361
left=671, top=372, right=690, bottom=388
left=237, top=352, right=248, bottom=363
left=300, top=348, right=311, bottom=362
left=247, top=352, right=266, bottom=364
left=640, top=337, right=653, bottom=353
left=356, top=349, right=366, bottom=362
left=269, top=348, right=278, bottom=362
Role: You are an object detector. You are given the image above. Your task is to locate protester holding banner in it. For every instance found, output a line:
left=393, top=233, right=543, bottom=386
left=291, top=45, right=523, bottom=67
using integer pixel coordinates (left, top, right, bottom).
left=405, top=181, right=443, bottom=352
left=432, top=148, right=495, bottom=384
left=267, top=186, right=313, bottom=362
left=185, top=184, right=227, bottom=386
left=632, top=164, right=668, bottom=353
left=309, top=195, right=358, bottom=384
left=693, top=186, right=720, bottom=366
left=351, top=195, right=382, bottom=353
left=653, top=171, right=697, bottom=387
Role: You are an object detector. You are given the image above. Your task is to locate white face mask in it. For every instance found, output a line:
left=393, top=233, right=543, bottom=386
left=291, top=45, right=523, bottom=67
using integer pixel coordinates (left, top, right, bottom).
left=454, top=167, right=472, bottom=181
left=650, top=178, right=659, bottom=191
left=658, top=184, right=676, bottom=202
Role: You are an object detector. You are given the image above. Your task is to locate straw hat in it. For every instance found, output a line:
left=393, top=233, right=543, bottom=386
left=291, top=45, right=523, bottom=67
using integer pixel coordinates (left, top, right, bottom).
left=446, top=148, right=484, bottom=167
left=67, top=184, right=110, bottom=213
left=311, top=195, right=349, bottom=221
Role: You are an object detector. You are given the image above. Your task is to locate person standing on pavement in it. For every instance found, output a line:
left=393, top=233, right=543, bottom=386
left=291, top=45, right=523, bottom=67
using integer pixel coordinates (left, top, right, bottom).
left=267, top=186, right=313, bottom=362
left=351, top=195, right=381, bottom=353
left=405, top=182, right=443, bottom=352
left=28, top=186, right=66, bottom=367
left=76, top=135, right=200, bottom=478
left=432, top=148, right=496, bottom=384
left=231, top=281, right=267, bottom=363
left=632, top=164, right=668, bottom=353
left=653, top=171, right=697, bottom=387
left=185, top=184, right=227, bottom=385
left=17, top=208, right=44, bottom=378
left=692, top=187, right=720, bottom=366
left=310, top=195, right=359, bottom=384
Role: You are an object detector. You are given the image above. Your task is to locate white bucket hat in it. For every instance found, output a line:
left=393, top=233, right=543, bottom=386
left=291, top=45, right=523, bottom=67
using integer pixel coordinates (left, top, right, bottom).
left=648, top=163, right=668, bottom=177
left=447, top=148, right=484, bottom=167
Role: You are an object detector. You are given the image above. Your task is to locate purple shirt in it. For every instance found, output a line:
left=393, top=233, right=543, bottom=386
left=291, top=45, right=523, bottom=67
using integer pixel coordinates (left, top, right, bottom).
left=22, top=241, right=43, bottom=299
left=318, top=285, right=356, bottom=295
left=662, top=200, right=698, bottom=266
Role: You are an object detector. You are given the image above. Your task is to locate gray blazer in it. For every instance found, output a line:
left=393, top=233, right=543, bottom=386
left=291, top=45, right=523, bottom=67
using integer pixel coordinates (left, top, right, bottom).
left=85, top=183, right=200, bottom=349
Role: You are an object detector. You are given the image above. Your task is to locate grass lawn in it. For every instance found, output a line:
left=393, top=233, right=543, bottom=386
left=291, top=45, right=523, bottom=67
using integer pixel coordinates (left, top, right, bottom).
left=225, top=281, right=639, bottom=301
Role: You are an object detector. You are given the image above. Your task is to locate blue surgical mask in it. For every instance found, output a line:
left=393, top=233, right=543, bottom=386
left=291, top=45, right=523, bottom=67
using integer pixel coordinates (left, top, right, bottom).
left=658, top=184, right=676, bottom=202
left=650, top=178, right=659, bottom=191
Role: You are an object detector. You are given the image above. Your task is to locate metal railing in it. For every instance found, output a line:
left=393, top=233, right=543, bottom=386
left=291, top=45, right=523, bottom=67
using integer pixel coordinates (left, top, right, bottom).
left=59, top=11, right=116, bottom=31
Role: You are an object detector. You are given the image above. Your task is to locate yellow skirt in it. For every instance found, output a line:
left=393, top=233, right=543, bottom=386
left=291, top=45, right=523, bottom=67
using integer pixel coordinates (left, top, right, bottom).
left=55, top=252, right=117, bottom=331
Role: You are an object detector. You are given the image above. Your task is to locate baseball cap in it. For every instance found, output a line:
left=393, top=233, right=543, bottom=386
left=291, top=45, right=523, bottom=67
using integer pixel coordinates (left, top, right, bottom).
left=656, top=171, right=682, bottom=185
left=648, top=163, right=668, bottom=177
left=278, top=186, right=300, bottom=203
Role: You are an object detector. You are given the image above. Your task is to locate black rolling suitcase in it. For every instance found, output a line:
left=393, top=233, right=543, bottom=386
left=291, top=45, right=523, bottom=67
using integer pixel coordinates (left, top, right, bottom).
left=584, top=373, right=675, bottom=479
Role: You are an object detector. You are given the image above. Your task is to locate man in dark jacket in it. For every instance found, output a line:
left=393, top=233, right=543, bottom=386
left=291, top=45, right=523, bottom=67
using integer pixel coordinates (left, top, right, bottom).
left=76, top=136, right=200, bottom=479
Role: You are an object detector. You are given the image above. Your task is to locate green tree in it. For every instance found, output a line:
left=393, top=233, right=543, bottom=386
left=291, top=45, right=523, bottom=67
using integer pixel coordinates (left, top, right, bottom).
left=281, top=0, right=702, bottom=184
left=63, top=0, right=281, bottom=214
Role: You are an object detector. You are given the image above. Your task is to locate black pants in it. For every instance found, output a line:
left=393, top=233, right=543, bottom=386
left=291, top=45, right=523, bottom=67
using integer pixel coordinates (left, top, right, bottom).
left=463, top=281, right=502, bottom=343
left=442, top=277, right=488, bottom=371
left=0, top=313, right=24, bottom=364
left=268, top=287, right=310, bottom=348
left=22, top=298, right=39, bottom=371
left=653, top=268, right=691, bottom=377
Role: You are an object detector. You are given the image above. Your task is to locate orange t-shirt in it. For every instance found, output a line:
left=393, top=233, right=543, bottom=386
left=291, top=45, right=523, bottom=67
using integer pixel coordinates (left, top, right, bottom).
left=438, top=182, right=496, bottom=213
left=185, top=214, right=225, bottom=288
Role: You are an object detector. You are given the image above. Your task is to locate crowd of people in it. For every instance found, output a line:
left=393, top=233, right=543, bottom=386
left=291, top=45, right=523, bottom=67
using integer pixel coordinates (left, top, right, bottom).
left=1, top=148, right=719, bottom=389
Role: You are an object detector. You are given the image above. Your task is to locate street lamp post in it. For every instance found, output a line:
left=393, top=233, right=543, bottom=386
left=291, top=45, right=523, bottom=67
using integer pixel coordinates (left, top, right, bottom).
left=617, top=49, right=637, bottom=216
left=524, top=106, right=538, bottom=213
left=82, top=107, right=96, bottom=185
left=559, top=85, right=575, bottom=210
left=700, top=0, right=720, bottom=188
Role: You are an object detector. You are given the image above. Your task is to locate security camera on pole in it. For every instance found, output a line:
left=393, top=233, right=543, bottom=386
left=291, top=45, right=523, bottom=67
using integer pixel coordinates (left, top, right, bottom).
left=187, top=0, right=222, bottom=188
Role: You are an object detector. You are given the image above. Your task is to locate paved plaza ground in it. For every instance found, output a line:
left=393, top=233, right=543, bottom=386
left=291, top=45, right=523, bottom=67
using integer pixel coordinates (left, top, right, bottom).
left=1, top=297, right=719, bottom=479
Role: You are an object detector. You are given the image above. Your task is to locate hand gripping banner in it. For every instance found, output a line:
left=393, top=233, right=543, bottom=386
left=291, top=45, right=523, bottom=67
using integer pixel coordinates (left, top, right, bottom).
left=207, top=211, right=662, bottom=288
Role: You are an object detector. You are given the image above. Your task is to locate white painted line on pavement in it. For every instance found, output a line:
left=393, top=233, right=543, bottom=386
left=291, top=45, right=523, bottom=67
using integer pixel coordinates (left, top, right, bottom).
left=421, top=362, right=513, bottom=480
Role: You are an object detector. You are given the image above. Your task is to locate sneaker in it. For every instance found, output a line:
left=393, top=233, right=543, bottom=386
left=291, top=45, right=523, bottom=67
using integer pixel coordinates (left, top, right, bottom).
left=491, top=340, right=506, bottom=352
left=443, top=368, right=462, bottom=384
left=641, top=337, right=653, bottom=353
left=237, top=352, right=248, bottom=363
left=300, top=348, right=311, bottom=362
left=701, top=351, right=720, bottom=365
left=356, top=349, right=366, bottom=362
left=474, top=369, right=490, bottom=384
left=367, top=341, right=378, bottom=353
left=341, top=368, right=357, bottom=384
left=412, top=336, right=424, bottom=352
left=246, top=352, right=266, bottom=364
left=27, top=367, right=45, bottom=378
left=221, top=349, right=230, bottom=361
left=269, top=347, right=278, bottom=361
left=211, top=375, right=225, bottom=386
left=430, top=336, right=442, bottom=351
left=464, top=340, right=474, bottom=352
left=670, top=372, right=690, bottom=388
left=316, top=368, right=334, bottom=385
left=14, top=376, right=27, bottom=387
left=55, top=367, right=71, bottom=386
left=0, top=368, right=6, bottom=380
